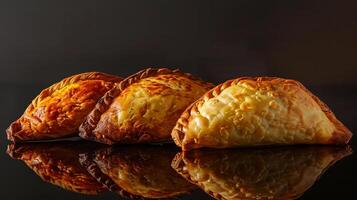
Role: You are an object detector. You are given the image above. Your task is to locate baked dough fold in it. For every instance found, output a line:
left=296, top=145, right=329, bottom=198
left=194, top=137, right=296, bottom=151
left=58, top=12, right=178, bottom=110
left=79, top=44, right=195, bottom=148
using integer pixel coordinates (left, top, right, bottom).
left=172, top=77, right=352, bottom=150
left=7, top=141, right=106, bottom=195
left=79, top=145, right=196, bottom=199
left=7, top=72, right=122, bottom=142
left=172, top=146, right=352, bottom=200
left=79, top=68, right=213, bottom=144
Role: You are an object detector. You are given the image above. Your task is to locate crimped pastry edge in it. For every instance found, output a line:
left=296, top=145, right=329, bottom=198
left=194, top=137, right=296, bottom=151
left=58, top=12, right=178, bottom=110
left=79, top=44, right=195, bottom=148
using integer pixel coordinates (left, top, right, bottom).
left=79, top=67, right=214, bottom=144
left=171, top=77, right=353, bottom=151
left=7, top=72, right=122, bottom=142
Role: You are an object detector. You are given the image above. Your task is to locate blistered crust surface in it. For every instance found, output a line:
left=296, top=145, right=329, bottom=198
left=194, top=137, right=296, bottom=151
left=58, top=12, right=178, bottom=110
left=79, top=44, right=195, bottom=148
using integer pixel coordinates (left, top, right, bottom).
left=171, top=147, right=351, bottom=200
left=172, top=77, right=352, bottom=150
left=80, top=68, right=213, bottom=144
left=7, top=72, right=122, bottom=142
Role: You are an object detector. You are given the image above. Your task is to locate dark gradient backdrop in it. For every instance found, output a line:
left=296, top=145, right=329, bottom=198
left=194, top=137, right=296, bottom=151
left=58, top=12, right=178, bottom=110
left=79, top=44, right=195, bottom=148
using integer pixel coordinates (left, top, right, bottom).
left=0, top=0, right=356, bottom=86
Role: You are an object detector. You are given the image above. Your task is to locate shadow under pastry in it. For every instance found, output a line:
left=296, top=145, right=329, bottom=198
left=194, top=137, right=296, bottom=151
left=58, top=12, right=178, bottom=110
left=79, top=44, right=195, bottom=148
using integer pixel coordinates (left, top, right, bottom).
left=7, top=141, right=106, bottom=195
left=79, top=144, right=197, bottom=199
left=172, top=145, right=352, bottom=200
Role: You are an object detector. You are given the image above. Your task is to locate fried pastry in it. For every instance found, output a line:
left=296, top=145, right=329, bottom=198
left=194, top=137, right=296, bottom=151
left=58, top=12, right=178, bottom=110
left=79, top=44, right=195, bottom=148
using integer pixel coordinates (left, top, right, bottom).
left=172, top=77, right=352, bottom=150
left=7, top=141, right=106, bottom=195
left=7, top=72, right=122, bottom=142
left=79, top=68, right=213, bottom=144
left=79, top=145, right=196, bottom=199
left=172, top=146, right=352, bottom=200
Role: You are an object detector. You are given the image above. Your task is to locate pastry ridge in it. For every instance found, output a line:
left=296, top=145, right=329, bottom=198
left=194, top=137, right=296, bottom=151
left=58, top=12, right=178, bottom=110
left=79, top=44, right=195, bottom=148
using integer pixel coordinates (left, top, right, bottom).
left=79, top=67, right=214, bottom=144
left=172, top=77, right=352, bottom=150
left=7, top=72, right=122, bottom=142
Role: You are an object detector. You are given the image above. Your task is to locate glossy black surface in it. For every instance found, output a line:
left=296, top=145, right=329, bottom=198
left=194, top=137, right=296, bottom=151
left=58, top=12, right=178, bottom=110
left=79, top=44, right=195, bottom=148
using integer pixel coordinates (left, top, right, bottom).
left=1, top=84, right=356, bottom=199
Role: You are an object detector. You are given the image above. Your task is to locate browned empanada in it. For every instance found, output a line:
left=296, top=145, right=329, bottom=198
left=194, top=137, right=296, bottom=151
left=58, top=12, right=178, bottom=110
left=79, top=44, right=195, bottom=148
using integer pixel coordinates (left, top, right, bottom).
left=172, top=146, right=352, bottom=200
left=172, top=77, right=352, bottom=150
left=79, top=68, right=213, bottom=144
left=7, top=141, right=106, bottom=195
left=79, top=145, right=196, bottom=199
left=7, top=72, right=122, bottom=142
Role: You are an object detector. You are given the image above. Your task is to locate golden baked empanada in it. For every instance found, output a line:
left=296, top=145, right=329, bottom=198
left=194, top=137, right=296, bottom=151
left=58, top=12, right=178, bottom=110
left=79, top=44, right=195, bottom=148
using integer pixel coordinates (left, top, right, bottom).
left=79, top=68, right=213, bottom=144
left=172, top=77, right=352, bottom=150
left=7, top=141, right=106, bottom=195
left=79, top=145, right=196, bottom=199
left=172, top=146, right=352, bottom=200
left=7, top=72, right=122, bottom=142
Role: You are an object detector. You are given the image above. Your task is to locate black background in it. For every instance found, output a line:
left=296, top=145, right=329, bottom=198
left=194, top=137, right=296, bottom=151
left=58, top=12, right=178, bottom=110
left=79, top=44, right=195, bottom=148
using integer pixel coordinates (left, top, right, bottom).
left=1, top=0, right=357, bottom=199
left=0, top=0, right=357, bottom=86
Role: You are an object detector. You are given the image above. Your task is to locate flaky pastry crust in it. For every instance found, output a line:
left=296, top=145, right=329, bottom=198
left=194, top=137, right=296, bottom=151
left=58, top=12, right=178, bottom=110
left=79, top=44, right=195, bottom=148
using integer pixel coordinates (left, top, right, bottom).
left=79, top=145, right=196, bottom=199
left=172, top=146, right=352, bottom=200
left=7, top=72, right=122, bottom=142
left=79, top=68, right=213, bottom=144
left=7, top=141, right=106, bottom=195
left=172, top=77, right=352, bottom=151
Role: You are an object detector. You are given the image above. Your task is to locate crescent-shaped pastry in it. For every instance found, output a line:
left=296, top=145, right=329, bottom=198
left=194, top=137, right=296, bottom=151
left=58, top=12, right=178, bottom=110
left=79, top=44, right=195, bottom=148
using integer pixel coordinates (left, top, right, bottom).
left=7, top=141, right=106, bottom=195
left=172, top=146, right=352, bottom=200
left=7, top=72, right=122, bottom=142
left=79, top=68, right=213, bottom=144
left=79, top=145, right=196, bottom=199
left=172, top=77, right=352, bottom=150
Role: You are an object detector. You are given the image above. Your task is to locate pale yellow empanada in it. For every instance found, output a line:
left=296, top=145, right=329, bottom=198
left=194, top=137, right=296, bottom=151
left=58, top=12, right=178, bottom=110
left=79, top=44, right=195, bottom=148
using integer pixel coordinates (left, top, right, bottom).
left=172, top=77, right=352, bottom=150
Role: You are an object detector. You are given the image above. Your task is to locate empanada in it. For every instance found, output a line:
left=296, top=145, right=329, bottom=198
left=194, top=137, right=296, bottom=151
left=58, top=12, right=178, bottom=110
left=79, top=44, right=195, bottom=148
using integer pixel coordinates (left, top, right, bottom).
left=7, top=141, right=106, bottom=195
left=172, top=77, right=352, bottom=150
left=7, top=72, right=122, bottom=142
left=79, top=145, right=196, bottom=199
left=172, top=146, right=352, bottom=200
left=79, top=68, right=213, bottom=144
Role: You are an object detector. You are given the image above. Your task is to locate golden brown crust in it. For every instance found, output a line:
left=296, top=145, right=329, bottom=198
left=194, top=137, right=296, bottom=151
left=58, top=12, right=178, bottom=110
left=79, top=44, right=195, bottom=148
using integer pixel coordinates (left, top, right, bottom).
left=7, top=72, right=122, bottom=142
left=292, top=81, right=352, bottom=144
left=171, top=146, right=352, bottom=200
left=172, top=77, right=352, bottom=151
left=7, top=141, right=106, bottom=195
left=79, top=145, right=196, bottom=199
left=79, top=67, right=213, bottom=144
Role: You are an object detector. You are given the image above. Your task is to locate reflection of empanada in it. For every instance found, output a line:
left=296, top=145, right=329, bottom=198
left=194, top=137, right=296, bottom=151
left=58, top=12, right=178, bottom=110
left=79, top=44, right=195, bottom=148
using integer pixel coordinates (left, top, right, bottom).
left=79, top=145, right=196, bottom=199
left=172, top=146, right=352, bottom=200
left=7, top=141, right=106, bottom=195
left=172, top=77, right=352, bottom=150
left=7, top=72, right=122, bottom=142
left=79, top=68, right=213, bottom=144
